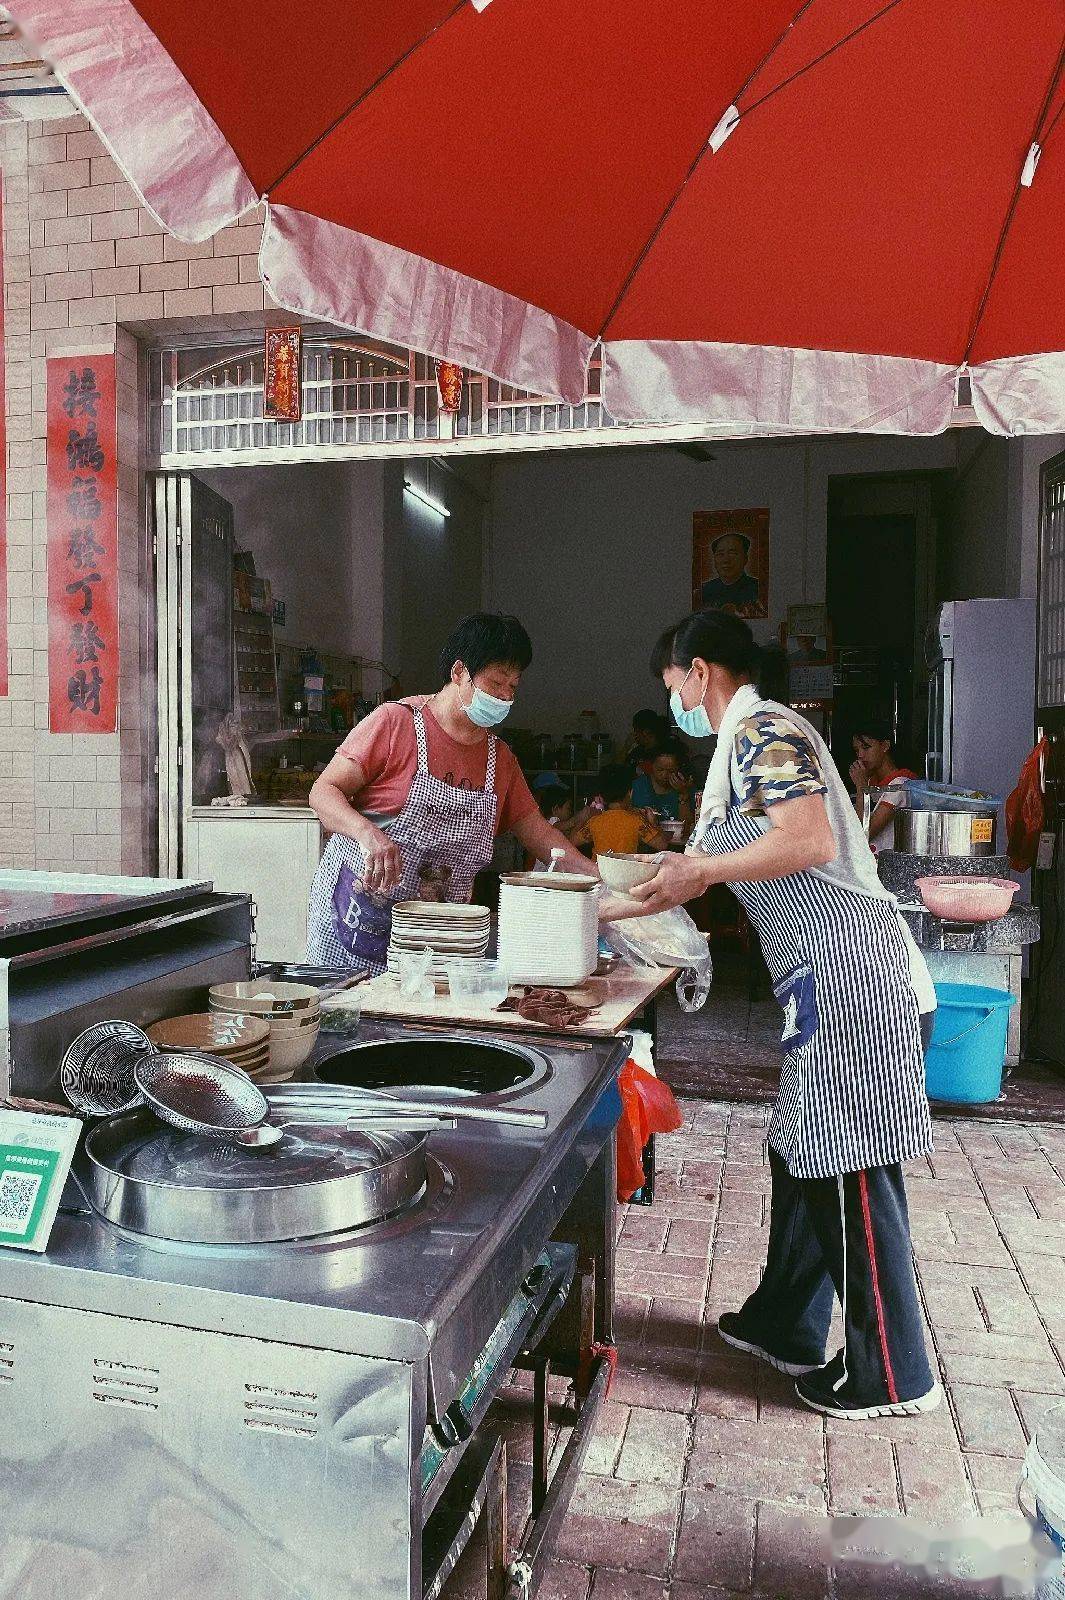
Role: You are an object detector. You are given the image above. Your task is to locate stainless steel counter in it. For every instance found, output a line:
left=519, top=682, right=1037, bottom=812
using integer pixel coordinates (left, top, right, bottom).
left=897, top=902, right=1040, bottom=953
left=0, top=868, right=210, bottom=940
left=21, top=1022, right=624, bottom=1421
left=0, top=1012, right=626, bottom=1600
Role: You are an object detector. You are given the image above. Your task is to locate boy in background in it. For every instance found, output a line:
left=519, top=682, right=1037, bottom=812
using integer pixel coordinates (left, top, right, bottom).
left=573, top=764, right=668, bottom=858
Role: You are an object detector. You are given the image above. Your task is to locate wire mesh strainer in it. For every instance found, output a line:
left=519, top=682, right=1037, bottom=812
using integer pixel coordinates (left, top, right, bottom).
left=133, top=1052, right=269, bottom=1137
left=61, top=1021, right=155, bottom=1116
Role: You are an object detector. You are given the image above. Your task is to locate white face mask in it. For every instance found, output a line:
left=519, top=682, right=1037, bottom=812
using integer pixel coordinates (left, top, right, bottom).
left=462, top=680, right=513, bottom=728
left=670, top=665, right=714, bottom=738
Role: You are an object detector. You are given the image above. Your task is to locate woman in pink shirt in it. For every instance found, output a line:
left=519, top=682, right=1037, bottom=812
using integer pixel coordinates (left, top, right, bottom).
left=306, top=613, right=592, bottom=973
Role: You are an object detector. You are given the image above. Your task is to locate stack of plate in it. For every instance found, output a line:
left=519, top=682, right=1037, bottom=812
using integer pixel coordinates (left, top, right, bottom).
left=208, top=981, right=321, bottom=1082
left=387, top=901, right=490, bottom=985
left=146, top=1012, right=272, bottom=1078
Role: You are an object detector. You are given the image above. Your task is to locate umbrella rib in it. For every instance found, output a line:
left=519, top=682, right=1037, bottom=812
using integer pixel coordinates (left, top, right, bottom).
left=262, top=0, right=469, bottom=196
left=963, top=28, right=1065, bottom=366
left=595, top=0, right=908, bottom=342
left=593, top=0, right=817, bottom=343
left=741, top=0, right=909, bottom=117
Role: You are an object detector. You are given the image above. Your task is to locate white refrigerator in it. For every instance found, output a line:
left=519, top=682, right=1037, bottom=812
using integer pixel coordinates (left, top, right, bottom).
left=924, top=598, right=1037, bottom=809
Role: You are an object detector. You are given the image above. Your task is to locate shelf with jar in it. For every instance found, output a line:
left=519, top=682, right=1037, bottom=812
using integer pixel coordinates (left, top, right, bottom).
left=509, top=716, right=615, bottom=803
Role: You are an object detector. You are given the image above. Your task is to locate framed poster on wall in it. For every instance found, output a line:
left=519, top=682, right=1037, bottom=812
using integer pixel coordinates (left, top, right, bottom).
left=692, top=508, right=769, bottom=619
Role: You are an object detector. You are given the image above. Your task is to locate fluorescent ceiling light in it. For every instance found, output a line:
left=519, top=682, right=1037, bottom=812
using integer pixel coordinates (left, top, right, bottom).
left=404, top=479, right=450, bottom=518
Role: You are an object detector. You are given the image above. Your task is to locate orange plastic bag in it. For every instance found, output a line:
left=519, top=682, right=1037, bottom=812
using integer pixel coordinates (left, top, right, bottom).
left=1005, top=738, right=1047, bottom=872
left=616, top=1060, right=683, bottom=1203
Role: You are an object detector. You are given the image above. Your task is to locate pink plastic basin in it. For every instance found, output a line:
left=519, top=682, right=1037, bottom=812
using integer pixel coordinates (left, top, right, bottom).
left=914, top=876, right=1019, bottom=923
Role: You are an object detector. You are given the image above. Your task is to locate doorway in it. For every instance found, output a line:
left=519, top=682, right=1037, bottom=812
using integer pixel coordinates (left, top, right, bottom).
left=826, top=473, right=948, bottom=773
left=149, top=464, right=372, bottom=960
left=154, top=472, right=237, bottom=877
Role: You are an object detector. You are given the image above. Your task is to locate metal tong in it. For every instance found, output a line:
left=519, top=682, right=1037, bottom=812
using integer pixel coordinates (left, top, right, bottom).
left=265, top=1084, right=549, bottom=1130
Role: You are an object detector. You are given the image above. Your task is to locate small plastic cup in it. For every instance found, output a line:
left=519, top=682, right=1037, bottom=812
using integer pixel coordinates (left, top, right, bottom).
left=446, top=959, right=510, bottom=1010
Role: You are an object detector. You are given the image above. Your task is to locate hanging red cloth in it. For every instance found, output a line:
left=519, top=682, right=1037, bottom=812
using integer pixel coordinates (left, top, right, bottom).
left=1005, top=737, right=1048, bottom=872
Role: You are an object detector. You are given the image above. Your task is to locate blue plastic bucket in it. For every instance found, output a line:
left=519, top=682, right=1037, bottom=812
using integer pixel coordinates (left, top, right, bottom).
left=924, top=982, right=1016, bottom=1103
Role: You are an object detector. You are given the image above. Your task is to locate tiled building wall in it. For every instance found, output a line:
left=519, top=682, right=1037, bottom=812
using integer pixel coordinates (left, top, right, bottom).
left=0, top=109, right=275, bottom=876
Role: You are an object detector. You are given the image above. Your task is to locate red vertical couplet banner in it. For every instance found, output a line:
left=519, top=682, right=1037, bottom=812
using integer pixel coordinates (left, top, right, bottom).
left=46, top=354, right=119, bottom=734
left=0, top=176, right=9, bottom=697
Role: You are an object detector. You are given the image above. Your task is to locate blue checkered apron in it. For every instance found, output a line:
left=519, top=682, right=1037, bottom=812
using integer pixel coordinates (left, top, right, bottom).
left=701, top=803, right=932, bottom=1179
left=306, top=706, right=499, bottom=975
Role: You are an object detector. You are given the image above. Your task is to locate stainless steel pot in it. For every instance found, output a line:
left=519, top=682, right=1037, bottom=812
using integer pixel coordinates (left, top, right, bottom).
left=893, top=808, right=997, bottom=857
left=80, top=1107, right=431, bottom=1243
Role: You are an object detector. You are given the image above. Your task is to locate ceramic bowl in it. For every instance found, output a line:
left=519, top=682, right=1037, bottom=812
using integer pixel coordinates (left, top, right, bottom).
left=209, top=995, right=320, bottom=1023
left=596, top=852, right=662, bottom=895
left=147, top=1012, right=270, bottom=1054
left=209, top=980, right=320, bottom=1014
left=267, top=1028, right=319, bottom=1074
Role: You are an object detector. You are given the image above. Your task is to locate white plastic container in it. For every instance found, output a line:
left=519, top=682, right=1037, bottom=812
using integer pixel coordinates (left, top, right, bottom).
left=497, top=875, right=599, bottom=987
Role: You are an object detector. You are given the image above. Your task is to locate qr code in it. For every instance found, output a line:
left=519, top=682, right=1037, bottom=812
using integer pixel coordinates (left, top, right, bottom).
left=0, top=1170, right=41, bottom=1235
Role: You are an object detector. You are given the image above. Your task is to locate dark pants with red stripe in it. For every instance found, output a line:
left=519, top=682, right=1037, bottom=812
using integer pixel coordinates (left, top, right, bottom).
left=737, top=1149, right=934, bottom=1404
left=738, top=1018, right=935, bottom=1403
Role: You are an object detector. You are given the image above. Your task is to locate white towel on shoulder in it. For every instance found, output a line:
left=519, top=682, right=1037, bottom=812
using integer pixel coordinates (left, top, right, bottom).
left=688, top=682, right=765, bottom=847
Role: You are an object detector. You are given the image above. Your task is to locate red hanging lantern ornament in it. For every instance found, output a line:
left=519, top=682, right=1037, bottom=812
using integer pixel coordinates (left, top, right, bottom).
left=436, top=359, right=463, bottom=414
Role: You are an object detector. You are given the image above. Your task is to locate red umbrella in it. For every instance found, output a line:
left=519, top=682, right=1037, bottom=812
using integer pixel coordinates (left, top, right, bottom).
left=14, top=0, right=1065, bottom=434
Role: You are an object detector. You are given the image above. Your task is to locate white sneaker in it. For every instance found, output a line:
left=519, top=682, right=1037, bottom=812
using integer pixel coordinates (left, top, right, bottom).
left=794, top=1372, right=944, bottom=1420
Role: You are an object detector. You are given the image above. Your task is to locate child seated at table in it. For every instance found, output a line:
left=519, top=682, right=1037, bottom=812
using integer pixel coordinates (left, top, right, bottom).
left=572, top=764, right=668, bottom=859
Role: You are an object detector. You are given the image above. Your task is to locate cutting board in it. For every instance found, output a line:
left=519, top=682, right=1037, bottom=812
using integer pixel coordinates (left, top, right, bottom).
left=323, top=967, right=679, bottom=1038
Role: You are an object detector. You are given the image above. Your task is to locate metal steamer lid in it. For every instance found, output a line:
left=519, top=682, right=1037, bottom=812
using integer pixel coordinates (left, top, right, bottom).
left=81, top=1109, right=431, bottom=1245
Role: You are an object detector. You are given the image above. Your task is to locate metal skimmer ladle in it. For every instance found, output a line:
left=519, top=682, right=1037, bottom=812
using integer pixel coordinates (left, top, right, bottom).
left=133, top=1054, right=461, bottom=1150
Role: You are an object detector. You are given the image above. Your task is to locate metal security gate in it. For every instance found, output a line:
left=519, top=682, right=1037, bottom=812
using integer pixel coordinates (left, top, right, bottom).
left=1029, top=451, right=1065, bottom=1066
left=152, top=472, right=235, bottom=877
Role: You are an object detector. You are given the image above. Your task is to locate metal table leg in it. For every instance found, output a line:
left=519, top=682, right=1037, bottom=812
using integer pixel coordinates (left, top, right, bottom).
left=486, top=1437, right=508, bottom=1600
left=504, top=1356, right=612, bottom=1600
left=574, top=1256, right=598, bottom=1400
left=532, top=1359, right=550, bottom=1519
left=422, top=1433, right=508, bottom=1600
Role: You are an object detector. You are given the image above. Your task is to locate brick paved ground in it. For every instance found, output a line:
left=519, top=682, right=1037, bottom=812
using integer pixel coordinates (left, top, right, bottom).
left=443, top=1099, right=1065, bottom=1599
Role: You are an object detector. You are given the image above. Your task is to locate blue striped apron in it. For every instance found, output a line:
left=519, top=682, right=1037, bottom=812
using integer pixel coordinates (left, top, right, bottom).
left=702, top=803, right=932, bottom=1179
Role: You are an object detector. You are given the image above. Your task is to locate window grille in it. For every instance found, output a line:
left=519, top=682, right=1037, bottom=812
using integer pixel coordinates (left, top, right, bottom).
left=149, top=336, right=621, bottom=461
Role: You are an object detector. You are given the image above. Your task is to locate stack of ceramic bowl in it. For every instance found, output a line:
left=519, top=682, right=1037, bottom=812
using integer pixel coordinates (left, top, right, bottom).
left=387, top=901, right=490, bottom=987
left=207, top=980, right=321, bottom=1082
left=146, top=1012, right=272, bottom=1079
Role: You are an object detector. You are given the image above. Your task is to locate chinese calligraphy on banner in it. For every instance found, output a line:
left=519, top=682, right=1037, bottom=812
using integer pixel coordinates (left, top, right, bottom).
left=0, top=178, right=8, bottom=697
left=263, top=326, right=302, bottom=421
left=46, top=355, right=118, bottom=733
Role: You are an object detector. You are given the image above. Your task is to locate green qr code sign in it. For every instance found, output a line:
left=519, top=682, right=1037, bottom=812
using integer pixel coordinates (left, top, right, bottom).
left=0, top=1145, right=61, bottom=1244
